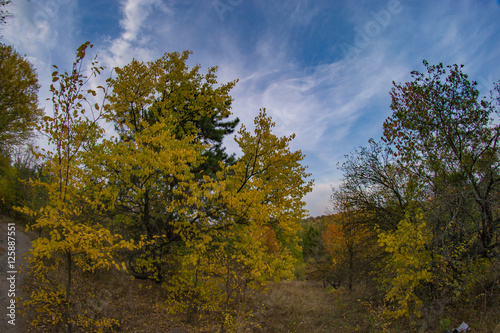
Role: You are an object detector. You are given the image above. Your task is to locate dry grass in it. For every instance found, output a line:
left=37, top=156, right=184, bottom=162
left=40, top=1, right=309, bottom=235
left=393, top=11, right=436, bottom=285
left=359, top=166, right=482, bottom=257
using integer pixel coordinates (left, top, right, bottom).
left=21, top=267, right=198, bottom=332
left=19, top=266, right=367, bottom=332
left=6, top=212, right=499, bottom=332
left=250, top=280, right=341, bottom=332
left=18, top=265, right=500, bottom=332
left=249, top=281, right=500, bottom=333
left=10, top=213, right=498, bottom=333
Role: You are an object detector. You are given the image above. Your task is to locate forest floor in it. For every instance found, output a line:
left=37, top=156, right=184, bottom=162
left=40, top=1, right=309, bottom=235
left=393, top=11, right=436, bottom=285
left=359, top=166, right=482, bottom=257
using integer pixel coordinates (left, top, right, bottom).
left=1, top=215, right=499, bottom=332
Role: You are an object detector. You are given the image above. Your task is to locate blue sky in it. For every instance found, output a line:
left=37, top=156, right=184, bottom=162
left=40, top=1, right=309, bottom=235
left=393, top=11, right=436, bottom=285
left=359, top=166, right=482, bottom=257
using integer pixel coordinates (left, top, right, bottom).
left=2, top=0, right=500, bottom=217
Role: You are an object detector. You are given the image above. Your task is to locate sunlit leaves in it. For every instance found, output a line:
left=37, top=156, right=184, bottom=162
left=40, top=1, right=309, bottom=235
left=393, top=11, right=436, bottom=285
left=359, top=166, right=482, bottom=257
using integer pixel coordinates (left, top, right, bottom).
left=18, top=42, right=133, bottom=332
left=378, top=211, right=434, bottom=319
left=166, top=109, right=313, bottom=325
left=16, top=41, right=314, bottom=330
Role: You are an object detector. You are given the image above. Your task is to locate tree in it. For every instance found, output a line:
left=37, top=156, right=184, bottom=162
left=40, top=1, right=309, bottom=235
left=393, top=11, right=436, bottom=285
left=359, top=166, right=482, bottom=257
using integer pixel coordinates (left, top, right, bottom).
left=97, top=48, right=313, bottom=329
left=383, top=61, right=500, bottom=259
left=165, top=109, right=313, bottom=328
left=335, top=139, right=421, bottom=231
left=323, top=204, right=375, bottom=291
left=0, top=1, right=12, bottom=26
left=330, top=61, right=500, bottom=329
left=18, top=42, right=134, bottom=333
left=102, top=51, right=240, bottom=281
left=91, top=106, right=205, bottom=281
left=0, top=145, right=47, bottom=214
left=108, top=50, right=239, bottom=177
left=0, top=43, right=42, bottom=155
left=378, top=210, right=434, bottom=320
left=300, top=222, right=329, bottom=283
left=0, top=1, right=42, bottom=213
left=0, top=151, right=15, bottom=211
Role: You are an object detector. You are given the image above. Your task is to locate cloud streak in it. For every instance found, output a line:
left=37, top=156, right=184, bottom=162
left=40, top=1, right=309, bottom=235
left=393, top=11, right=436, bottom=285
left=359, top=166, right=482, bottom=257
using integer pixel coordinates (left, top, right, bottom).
left=100, top=0, right=172, bottom=69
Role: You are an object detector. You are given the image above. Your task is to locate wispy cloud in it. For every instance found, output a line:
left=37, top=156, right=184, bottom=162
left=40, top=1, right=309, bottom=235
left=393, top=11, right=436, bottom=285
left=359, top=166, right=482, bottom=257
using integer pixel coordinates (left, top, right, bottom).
left=3, top=0, right=499, bottom=217
left=2, top=0, right=77, bottom=70
left=100, top=0, right=172, bottom=69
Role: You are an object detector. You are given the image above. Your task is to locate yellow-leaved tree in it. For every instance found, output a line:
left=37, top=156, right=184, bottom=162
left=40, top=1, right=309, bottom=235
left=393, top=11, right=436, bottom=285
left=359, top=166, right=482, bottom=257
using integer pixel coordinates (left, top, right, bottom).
left=101, top=51, right=313, bottom=330
left=377, top=210, right=434, bottom=320
left=97, top=50, right=239, bottom=282
left=17, top=42, right=135, bottom=333
left=22, top=44, right=314, bottom=331
left=165, top=109, right=313, bottom=330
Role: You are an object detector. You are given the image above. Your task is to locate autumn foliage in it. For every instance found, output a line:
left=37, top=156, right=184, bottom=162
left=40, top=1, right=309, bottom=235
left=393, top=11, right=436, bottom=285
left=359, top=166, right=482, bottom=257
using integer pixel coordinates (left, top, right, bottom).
left=329, top=61, right=500, bottom=329
left=3, top=38, right=500, bottom=332
left=14, top=43, right=312, bottom=332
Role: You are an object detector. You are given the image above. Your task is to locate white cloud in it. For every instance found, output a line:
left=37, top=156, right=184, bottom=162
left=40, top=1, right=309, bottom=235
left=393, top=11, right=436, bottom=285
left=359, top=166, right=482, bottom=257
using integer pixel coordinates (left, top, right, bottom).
left=120, top=0, right=172, bottom=41
left=2, top=0, right=77, bottom=70
left=100, top=0, right=172, bottom=69
left=215, top=45, right=407, bottom=217
left=304, top=181, right=336, bottom=217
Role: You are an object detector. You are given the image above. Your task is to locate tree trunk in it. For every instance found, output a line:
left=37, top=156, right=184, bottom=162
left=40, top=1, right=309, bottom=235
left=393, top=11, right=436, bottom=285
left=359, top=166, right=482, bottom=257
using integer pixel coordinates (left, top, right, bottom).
left=65, top=251, right=72, bottom=333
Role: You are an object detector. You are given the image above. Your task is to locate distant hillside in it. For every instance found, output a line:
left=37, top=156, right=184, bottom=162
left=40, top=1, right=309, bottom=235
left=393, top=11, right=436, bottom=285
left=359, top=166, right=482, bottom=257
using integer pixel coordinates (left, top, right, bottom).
left=301, top=215, right=332, bottom=227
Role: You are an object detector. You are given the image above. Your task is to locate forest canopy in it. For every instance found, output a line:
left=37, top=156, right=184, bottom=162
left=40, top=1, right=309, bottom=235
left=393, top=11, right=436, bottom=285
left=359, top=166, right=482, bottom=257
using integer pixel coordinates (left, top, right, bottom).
left=327, top=60, right=500, bottom=321
left=9, top=42, right=313, bottom=332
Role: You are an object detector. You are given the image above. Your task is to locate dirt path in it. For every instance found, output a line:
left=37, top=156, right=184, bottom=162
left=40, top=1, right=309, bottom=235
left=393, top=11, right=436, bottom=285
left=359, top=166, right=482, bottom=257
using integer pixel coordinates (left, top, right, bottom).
left=0, top=216, right=33, bottom=333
